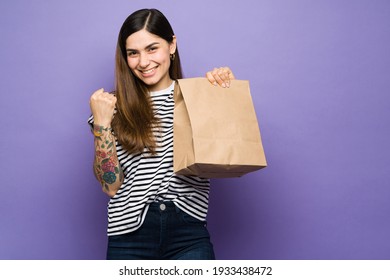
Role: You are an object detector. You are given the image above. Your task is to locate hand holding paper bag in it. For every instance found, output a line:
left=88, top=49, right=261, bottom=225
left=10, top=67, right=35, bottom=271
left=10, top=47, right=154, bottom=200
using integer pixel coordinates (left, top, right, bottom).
left=173, top=78, right=267, bottom=178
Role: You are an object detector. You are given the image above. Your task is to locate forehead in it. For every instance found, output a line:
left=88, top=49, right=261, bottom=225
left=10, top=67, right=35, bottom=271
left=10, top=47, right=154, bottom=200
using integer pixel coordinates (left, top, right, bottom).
left=125, top=29, right=166, bottom=49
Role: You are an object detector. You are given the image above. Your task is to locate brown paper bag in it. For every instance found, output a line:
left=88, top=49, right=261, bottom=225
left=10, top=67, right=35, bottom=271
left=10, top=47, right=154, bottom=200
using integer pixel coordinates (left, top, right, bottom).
left=173, top=78, right=267, bottom=178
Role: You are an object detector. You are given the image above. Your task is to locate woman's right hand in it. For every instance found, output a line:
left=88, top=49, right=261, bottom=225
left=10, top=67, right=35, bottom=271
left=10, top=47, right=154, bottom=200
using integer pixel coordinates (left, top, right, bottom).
left=89, top=88, right=117, bottom=127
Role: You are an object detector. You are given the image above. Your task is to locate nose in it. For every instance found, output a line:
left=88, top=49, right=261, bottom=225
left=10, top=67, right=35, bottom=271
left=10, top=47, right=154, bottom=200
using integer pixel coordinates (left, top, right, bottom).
left=139, top=53, right=150, bottom=68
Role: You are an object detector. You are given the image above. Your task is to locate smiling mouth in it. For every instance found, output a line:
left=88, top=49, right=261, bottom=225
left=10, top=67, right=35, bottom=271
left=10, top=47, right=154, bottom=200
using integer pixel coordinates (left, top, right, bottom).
left=140, top=66, right=158, bottom=75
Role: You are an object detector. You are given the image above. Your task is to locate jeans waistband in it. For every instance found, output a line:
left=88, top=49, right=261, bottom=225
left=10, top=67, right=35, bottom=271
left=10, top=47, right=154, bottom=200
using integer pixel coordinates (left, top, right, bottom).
left=149, top=201, right=177, bottom=212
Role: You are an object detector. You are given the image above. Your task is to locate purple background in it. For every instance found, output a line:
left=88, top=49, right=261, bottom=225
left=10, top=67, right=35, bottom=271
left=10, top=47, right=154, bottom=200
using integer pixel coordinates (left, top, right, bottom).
left=1, top=0, right=389, bottom=260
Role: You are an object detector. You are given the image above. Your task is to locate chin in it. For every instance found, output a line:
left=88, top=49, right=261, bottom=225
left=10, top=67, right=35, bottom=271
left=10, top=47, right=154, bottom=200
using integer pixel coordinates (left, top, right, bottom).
left=143, top=79, right=158, bottom=87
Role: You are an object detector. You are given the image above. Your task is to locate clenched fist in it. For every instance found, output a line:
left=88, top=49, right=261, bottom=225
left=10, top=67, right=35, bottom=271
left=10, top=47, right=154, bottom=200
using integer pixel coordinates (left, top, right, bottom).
left=89, top=89, right=117, bottom=127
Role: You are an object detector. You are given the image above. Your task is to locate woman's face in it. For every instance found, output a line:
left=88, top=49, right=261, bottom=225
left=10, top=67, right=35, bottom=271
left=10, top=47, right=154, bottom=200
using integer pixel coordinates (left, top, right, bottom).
left=125, top=29, right=176, bottom=92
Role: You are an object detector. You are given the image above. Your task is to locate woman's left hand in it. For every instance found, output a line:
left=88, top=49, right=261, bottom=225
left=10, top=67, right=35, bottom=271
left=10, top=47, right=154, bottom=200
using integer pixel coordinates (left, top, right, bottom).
left=206, top=67, right=235, bottom=88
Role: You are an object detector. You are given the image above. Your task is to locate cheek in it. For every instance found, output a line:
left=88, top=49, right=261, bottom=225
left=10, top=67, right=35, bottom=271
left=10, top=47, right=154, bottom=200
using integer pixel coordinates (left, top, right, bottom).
left=153, top=51, right=170, bottom=64
left=126, top=57, right=138, bottom=69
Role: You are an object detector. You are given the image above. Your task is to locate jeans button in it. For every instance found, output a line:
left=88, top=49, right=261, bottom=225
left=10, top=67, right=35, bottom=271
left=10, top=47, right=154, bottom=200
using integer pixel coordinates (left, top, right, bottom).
left=159, top=203, right=166, bottom=211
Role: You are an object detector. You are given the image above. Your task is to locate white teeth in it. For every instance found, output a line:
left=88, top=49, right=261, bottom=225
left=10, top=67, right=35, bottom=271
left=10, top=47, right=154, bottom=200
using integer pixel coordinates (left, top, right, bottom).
left=142, top=68, right=155, bottom=74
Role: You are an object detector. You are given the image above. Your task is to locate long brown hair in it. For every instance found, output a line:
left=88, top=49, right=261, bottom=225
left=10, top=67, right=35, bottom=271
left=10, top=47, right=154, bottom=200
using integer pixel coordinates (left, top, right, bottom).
left=111, top=9, right=183, bottom=155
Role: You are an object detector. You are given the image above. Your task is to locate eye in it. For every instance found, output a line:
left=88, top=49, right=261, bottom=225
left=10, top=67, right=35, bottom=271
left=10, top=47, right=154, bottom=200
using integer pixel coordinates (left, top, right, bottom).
left=148, top=46, right=157, bottom=52
left=127, top=51, right=138, bottom=57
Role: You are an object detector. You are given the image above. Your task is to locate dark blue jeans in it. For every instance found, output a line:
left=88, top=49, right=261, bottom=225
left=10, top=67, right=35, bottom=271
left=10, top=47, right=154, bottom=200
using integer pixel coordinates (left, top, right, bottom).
left=106, top=201, right=215, bottom=260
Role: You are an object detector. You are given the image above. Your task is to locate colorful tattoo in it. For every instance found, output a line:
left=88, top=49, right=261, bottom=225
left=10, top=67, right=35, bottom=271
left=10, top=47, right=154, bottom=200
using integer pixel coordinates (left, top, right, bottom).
left=92, top=124, right=112, bottom=137
left=93, top=124, right=122, bottom=190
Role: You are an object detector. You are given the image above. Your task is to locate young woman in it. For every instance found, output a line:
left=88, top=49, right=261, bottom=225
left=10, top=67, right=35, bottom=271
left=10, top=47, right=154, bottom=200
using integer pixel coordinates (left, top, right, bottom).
left=89, top=8, right=234, bottom=260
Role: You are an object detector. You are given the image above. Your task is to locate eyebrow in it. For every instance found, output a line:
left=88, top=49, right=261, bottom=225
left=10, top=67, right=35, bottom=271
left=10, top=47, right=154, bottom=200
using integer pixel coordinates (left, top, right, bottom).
left=126, top=42, right=160, bottom=52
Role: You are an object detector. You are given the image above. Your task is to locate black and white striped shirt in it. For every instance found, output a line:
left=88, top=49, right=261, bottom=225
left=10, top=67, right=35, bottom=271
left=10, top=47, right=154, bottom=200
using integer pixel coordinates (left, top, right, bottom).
left=88, top=82, right=210, bottom=236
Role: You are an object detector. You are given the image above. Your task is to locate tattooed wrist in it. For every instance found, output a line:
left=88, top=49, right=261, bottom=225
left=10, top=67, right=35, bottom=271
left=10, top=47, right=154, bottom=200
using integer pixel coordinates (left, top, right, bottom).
left=92, top=124, right=112, bottom=137
left=93, top=124, right=121, bottom=190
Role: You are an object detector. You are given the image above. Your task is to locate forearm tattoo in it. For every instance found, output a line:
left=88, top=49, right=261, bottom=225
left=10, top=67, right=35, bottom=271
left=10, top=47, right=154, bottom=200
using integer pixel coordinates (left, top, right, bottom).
left=93, top=124, right=123, bottom=191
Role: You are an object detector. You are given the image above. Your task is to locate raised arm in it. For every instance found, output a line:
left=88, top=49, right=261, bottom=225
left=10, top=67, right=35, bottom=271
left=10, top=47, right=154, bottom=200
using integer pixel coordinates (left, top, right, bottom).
left=90, top=89, right=124, bottom=197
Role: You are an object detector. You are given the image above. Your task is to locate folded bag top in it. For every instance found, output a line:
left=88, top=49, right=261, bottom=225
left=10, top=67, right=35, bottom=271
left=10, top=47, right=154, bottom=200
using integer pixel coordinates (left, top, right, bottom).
left=173, top=77, right=267, bottom=178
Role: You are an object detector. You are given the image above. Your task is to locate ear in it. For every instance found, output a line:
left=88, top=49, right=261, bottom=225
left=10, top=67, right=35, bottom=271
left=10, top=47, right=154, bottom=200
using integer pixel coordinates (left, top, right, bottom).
left=170, top=35, right=177, bottom=54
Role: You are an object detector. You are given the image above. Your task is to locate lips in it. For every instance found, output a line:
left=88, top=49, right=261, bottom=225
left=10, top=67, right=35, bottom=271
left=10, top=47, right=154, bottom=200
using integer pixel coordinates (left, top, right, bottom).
left=139, top=66, right=158, bottom=77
